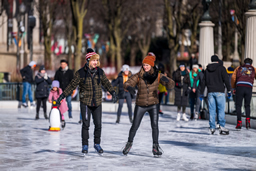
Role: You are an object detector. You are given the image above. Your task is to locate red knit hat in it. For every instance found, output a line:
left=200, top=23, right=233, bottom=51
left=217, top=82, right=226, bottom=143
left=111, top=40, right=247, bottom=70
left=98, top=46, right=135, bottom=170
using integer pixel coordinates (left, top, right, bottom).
left=142, top=55, right=155, bottom=67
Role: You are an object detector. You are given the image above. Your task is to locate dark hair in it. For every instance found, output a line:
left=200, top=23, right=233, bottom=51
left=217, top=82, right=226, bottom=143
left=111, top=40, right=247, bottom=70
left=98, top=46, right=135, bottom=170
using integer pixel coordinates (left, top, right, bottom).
left=198, top=64, right=202, bottom=68
left=51, top=87, right=60, bottom=95
left=244, top=58, right=253, bottom=64
left=60, top=59, right=68, bottom=64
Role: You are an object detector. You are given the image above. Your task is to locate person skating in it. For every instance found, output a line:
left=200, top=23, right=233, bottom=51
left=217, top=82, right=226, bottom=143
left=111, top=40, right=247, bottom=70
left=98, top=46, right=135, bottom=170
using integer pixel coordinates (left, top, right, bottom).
left=172, top=63, right=190, bottom=121
left=20, top=61, right=37, bottom=107
left=200, top=55, right=231, bottom=135
left=122, top=55, right=174, bottom=157
left=190, top=64, right=202, bottom=120
left=56, top=49, right=118, bottom=155
left=112, top=64, right=134, bottom=124
left=231, top=58, right=256, bottom=130
left=48, top=80, right=68, bottom=128
left=54, top=59, right=74, bottom=119
left=158, top=63, right=167, bottom=115
left=35, top=65, right=52, bottom=120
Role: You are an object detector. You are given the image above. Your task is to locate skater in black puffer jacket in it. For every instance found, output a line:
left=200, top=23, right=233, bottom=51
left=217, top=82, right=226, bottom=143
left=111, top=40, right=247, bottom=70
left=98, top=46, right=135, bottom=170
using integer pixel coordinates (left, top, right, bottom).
left=35, top=65, right=52, bottom=119
left=112, top=64, right=133, bottom=124
left=172, top=63, right=190, bottom=121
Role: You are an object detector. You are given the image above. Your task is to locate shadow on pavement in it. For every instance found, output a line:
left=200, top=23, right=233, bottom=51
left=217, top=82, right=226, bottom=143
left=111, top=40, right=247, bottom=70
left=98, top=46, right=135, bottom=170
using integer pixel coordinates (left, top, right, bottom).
left=168, top=130, right=209, bottom=135
left=17, top=117, right=37, bottom=121
left=160, top=140, right=256, bottom=158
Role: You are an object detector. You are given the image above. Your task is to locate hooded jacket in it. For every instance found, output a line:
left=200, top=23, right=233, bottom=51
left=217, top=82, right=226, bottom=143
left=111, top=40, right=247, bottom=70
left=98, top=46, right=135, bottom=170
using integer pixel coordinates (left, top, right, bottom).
left=20, top=65, right=33, bottom=83
left=201, top=62, right=230, bottom=94
left=112, top=71, right=132, bottom=99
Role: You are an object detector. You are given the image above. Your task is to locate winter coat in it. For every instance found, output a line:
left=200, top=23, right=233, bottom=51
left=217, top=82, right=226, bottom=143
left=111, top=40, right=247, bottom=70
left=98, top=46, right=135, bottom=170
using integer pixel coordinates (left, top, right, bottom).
left=124, top=66, right=174, bottom=106
left=231, top=64, right=256, bottom=89
left=112, top=71, right=132, bottom=99
left=172, top=68, right=190, bottom=106
left=201, top=62, right=231, bottom=94
left=191, top=70, right=204, bottom=98
left=35, top=73, right=52, bottom=99
left=54, top=67, right=74, bottom=92
left=62, top=64, right=115, bottom=107
left=20, top=65, right=33, bottom=83
left=48, top=88, right=68, bottom=115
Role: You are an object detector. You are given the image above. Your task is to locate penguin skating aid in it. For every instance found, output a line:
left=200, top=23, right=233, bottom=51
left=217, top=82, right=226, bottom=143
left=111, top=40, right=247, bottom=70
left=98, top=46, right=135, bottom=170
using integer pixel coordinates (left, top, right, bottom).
left=48, top=100, right=63, bottom=131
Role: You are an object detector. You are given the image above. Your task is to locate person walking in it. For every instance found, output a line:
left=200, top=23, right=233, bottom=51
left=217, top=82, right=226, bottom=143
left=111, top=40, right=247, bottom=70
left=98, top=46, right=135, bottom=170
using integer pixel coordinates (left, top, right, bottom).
left=122, top=55, right=174, bottom=157
left=20, top=61, right=37, bottom=107
left=189, top=64, right=202, bottom=120
left=112, top=64, right=133, bottom=124
left=172, top=63, right=190, bottom=121
left=231, top=58, right=256, bottom=130
left=35, top=65, right=52, bottom=120
left=56, top=49, right=118, bottom=155
left=189, top=54, right=198, bottom=70
left=54, top=59, right=74, bottom=118
left=158, top=63, right=167, bottom=114
left=201, top=55, right=231, bottom=135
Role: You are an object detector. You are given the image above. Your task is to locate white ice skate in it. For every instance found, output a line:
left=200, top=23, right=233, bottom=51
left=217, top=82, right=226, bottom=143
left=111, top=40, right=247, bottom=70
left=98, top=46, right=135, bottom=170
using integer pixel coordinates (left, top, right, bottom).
left=182, top=113, right=189, bottom=121
left=176, top=113, right=181, bottom=121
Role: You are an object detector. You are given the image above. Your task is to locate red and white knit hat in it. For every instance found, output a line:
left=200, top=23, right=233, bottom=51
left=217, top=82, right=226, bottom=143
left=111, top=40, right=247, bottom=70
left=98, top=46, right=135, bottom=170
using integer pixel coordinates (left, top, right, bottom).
left=86, top=52, right=97, bottom=60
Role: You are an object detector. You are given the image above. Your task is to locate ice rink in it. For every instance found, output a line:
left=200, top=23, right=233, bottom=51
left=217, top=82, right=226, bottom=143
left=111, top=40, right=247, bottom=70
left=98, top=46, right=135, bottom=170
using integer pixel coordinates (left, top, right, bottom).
left=0, top=108, right=255, bottom=171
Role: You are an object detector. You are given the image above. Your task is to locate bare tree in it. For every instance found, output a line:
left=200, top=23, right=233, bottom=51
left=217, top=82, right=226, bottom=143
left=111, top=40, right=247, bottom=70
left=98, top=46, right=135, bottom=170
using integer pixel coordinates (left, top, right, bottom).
left=70, top=0, right=89, bottom=71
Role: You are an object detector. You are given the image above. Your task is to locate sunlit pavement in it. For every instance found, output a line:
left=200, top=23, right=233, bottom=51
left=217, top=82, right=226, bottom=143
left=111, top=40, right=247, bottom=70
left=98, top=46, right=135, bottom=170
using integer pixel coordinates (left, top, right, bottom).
left=0, top=108, right=255, bottom=171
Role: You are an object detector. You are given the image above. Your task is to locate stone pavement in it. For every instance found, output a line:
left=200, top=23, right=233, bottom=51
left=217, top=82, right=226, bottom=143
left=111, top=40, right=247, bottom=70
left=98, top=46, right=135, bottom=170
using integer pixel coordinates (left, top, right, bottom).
left=0, top=108, right=255, bottom=171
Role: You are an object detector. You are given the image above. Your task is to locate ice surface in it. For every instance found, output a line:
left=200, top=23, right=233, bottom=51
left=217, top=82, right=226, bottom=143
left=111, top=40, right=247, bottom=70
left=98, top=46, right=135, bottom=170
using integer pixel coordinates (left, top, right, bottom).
left=0, top=108, right=255, bottom=171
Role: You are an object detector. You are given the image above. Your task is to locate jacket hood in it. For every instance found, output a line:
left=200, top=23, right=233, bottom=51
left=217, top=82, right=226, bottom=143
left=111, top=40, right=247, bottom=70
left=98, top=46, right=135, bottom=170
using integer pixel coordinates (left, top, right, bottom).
left=207, top=63, right=221, bottom=72
left=119, top=71, right=132, bottom=77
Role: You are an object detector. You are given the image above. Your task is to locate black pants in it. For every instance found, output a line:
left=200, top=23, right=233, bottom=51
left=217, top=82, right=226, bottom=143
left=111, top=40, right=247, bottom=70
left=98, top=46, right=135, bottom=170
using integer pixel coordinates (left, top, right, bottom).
left=36, top=97, right=47, bottom=114
left=236, top=86, right=252, bottom=121
left=128, top=105, right=159, bottom=144
left=117, top=92, right=132, bottom=118
left=81, top=103, right=102, bottom=146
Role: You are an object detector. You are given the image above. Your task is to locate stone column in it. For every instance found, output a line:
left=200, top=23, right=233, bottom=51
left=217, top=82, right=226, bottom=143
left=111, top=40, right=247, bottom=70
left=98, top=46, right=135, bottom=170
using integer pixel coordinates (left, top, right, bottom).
left=232, top=28, right=240, bottom=67
left=198, top=21, right=215, bottom=69
left=244, top=9, right=256, bottom=92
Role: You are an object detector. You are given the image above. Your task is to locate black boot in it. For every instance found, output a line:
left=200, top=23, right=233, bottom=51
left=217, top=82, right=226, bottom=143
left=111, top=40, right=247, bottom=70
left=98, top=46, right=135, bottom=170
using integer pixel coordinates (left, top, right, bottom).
left=129, top=116, right=133, bottom=124
left=152, top=143, right=163, bottom=157
left=35, top=113, right=39, bottom=120
left=123, top=142, right=133, bottom=155
left=44, top=112, right=49, bottom=119
left=116, top=116, right=120, bottom=123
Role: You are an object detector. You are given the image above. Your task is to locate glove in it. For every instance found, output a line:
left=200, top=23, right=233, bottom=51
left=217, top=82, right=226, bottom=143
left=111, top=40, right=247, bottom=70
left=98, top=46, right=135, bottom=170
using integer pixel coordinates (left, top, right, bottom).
left=44, top=73, right=48, bottom=80
left=199, top=94, right=204, bottom=101
left=160, top=76, right=169, bottom=83
left=111, top=91, right=118, bottom=103
left=175, top=82, right=183, bottom=88
left=165, top=92, right=168, bottom=96
left=227, top=91, right=232, bottom=99
left=127, top=86, right=136, bottom=97
left=56, top=93, right=65, bottom=105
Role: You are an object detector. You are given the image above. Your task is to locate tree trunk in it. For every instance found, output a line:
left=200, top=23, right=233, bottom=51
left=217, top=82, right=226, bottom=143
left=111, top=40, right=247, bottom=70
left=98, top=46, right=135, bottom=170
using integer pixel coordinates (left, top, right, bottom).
left=44, top=36, right=52, bottom=70
left=74, top=19, right=83, bottom=71
left=130, top=42, right=138, bottom=66
left=109, top=35, right=116, bottom=67
left=67, top=37, right=73, bottom=69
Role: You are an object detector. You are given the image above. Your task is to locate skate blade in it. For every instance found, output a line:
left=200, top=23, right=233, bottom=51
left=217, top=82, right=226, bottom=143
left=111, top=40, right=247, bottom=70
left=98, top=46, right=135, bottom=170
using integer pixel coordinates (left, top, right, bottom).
left=153, top=155, right=162, bottom=158
left=219, top=131, right=229, bottom=135
left=95, top=150, right=103, bottom=156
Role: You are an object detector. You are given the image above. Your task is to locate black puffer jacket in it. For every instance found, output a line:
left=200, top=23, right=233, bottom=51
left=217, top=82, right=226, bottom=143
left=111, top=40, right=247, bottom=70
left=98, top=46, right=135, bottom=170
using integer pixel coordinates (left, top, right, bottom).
left=35, top=73, right=52, bottom=99
left=112, top=71, right=132, bottom=99
left=172, top=69, right=190, bottom=106
left=20, top=65, right=33, bottom=83
left=54, top=67, right=74, bottom=92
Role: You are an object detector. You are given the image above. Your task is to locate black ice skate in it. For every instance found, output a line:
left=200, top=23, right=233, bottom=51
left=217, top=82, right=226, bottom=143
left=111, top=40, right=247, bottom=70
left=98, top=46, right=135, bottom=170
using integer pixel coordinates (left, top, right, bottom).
left=61, top=120, right=66, bottom=129
left=152, top=143, right=163, bottom=158
left=209, top=128, right=215, bottom=135
left=94, top=144, right=104, bottom=155
left=219, top=126, right=229, bottom=135
left=122, top=142, right=133, bottom=155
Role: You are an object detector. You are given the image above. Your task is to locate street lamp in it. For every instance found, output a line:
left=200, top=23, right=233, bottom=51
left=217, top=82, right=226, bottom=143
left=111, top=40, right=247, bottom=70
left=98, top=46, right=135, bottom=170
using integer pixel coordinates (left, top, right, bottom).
left=201, top=0, right=212, bottom=21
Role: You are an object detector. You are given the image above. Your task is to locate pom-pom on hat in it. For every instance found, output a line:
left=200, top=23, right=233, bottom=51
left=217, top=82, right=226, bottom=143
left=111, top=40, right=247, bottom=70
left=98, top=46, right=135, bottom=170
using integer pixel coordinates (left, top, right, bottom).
left=142, top=55, right=156, bottom=67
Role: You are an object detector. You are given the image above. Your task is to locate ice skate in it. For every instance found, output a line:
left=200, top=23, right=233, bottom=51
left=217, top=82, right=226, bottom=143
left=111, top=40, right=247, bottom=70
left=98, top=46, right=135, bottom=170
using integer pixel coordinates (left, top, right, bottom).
left=61, top=120, right=66, bottom=129
left=216, top=124, right=220, bottom=129
left=219, top=126, right=229, bottom=135
left=22, top=103, right=28, bottom=108
left=246, top=118, right=250, bottom=130
left=122, top=142, right=133, bottom=156
left=176, top=113, right=181, bottom=121
left=30, top=102, right=36, bottom=108
left=159, top=110, right=163, bottom=115
left=35, top=113, right=39, bottom=120
left=116, top=116, right=120, bottom=124
left=82, top=145, right=88, bottom=155
left=182, top=113, right=189, bottom=122
left=129, top=116, right=133, bottom=124
left=152, top=143, right=163, bottom=158
left=209, top=128, right=215, bottom=135
left=236, top=120, right=242, bottom=130
left=194, top=112, right=198, bottom=120
left=94, top=144, right=104, bottom=155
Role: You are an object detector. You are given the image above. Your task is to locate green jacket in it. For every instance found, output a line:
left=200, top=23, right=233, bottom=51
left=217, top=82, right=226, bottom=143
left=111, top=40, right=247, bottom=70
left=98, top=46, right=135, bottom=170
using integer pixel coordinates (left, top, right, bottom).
left=63, top=66, right=115, bottom=107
